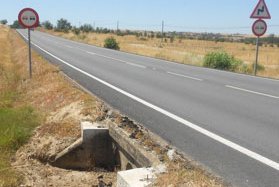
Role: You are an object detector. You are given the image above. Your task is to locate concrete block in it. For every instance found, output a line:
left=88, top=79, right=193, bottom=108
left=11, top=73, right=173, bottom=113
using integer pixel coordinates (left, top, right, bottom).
left=81, top=121, right=106, bottom=142
left=117, top=168, right=156, bottom=187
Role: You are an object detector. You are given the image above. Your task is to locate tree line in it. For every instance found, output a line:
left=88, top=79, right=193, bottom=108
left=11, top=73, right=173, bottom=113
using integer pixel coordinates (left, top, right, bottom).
left=4, top=18, right=279, bottom=46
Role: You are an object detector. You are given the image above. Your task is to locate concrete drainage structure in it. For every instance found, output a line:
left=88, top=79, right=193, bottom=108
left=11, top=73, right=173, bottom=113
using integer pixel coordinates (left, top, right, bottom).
left=51, top=121, right=163, bottom=186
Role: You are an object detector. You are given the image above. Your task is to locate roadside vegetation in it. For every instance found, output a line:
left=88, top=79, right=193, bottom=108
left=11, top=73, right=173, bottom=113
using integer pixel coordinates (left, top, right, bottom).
left=203, top=51, right=253, bottom=73
left=34, top=19, right=279, bottom=79
left=0, top=24, right=117, bottom=186
left=0, top=22, right=227, bottom=186
left=0, top=25, right=40, bottom=186
left=104, top=37, right=120, bottom=50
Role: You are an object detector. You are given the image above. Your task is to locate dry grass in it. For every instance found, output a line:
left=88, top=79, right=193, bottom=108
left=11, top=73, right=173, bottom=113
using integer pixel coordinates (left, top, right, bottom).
left=45, top=29, right=279, bottom=79
left=0, top=25, right=109, bottom=186
left=2, top=26, right=228, bottom=186
left=154, top=161, right=224, bottom=187
left=0, top=25, right=23, bottom=187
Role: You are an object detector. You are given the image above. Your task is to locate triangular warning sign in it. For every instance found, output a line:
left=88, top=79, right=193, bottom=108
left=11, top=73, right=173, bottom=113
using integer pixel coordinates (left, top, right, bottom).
left=250, top=0, right=271, bottom=19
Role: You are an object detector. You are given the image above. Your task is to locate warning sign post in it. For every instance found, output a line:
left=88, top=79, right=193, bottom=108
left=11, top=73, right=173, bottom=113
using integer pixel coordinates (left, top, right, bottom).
left=250, top=0, right=271, bottom=76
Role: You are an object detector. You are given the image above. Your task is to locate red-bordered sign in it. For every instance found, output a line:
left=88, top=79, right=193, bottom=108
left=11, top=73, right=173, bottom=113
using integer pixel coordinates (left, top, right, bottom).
left=252, top=19, right=267, bottom=37
left=250, top=0, right=271, bottom=19
left=18, top=8, right=39, bottom=28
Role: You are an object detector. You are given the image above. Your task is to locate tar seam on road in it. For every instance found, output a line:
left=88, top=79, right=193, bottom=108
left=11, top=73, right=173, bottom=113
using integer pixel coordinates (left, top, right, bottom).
left=18, top=31, right=279, bottom=171
left=226, top=85, right=279, bottom=99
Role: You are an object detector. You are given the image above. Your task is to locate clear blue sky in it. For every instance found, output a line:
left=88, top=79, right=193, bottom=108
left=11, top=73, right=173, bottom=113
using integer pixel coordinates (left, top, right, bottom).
left=1, top=0, right=279, bottom=34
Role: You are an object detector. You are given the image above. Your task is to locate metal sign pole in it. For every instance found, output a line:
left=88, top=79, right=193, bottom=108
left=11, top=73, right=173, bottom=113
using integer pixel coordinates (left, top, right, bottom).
left=254, top=36, right=259, bottom=76
left=28, top=28, right=32, bottom=78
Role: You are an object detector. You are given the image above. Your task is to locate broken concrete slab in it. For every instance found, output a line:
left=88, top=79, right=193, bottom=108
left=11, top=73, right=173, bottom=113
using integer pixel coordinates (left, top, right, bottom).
left=117, top=168, right=156, bottom=187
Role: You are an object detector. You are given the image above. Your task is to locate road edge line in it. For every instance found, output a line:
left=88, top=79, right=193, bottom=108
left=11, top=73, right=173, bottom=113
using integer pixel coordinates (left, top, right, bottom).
left=17, top=30, right=279, bottom=171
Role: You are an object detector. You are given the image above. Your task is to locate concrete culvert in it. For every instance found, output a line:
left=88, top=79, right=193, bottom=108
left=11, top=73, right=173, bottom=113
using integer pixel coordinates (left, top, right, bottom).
left=50, top=121, right=161, bottom=174
left=51, top=122, right=118, bottom=171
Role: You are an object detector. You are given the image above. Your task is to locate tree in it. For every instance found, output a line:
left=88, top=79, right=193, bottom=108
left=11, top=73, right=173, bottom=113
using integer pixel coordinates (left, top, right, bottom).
left=72, top=27, right=81, bottom=35
left=10, top=20, right=21, bottom=29
left=104, top=37, right=120, bottom=50
left=56, top=18, right=72, bottom=33
left=80, top=24, right=93, bottom=33
left=42, top=21, right=53, bottom=30
left=0, top=19, right=8, bottom=25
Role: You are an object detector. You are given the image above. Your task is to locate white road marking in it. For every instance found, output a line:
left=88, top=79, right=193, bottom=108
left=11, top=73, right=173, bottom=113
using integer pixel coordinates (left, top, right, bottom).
left=86, top=51, right=146, bottom=69
left=167, top=71, right=203, bottom=81
left=36, top=31, right=279, bottom=83
left=65, top=45, right=74, bottom=49
left=86, top=51, right=96, bottom=55
left=226, top=85, right=279, bottom=99
left=18, top=31, right=279, bottom=171
left=125, top=62, right=146, bottom=69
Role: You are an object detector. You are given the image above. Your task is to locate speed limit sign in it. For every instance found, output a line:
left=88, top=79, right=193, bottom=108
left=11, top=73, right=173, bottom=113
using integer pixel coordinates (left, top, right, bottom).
left=18, top=8, right=39, bottom=29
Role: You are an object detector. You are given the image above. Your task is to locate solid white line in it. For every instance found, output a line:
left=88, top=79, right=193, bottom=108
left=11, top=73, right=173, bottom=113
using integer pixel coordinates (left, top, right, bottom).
left=167, top=71, right=203, bottom=81
left=18, top=30, right=279, bottom=171
left=226, top=85, right=279, bottom=99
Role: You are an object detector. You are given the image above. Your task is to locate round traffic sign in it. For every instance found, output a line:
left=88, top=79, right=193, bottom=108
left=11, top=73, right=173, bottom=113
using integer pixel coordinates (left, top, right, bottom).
left=252, top=19, right=267, bottom=37
left=18, top=8, right=39, bottom=28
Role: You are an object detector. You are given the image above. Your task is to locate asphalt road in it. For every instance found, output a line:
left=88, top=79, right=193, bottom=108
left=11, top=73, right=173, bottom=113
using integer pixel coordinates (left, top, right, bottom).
left=18, top=30, right=279, bottom=187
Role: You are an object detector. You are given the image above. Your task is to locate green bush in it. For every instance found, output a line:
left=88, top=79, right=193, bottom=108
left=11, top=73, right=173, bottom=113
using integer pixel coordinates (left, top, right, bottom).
left=251, top=63, right=265, bottom=71
left=203, top=51, right=243, bottom=72
left=72, top=27, right=81, bottom=35
left=104, top=37, right=120, bottom=50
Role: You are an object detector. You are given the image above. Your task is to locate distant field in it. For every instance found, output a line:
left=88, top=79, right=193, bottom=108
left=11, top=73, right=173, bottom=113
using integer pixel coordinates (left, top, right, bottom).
left=46, top=30, right=279, bottom=79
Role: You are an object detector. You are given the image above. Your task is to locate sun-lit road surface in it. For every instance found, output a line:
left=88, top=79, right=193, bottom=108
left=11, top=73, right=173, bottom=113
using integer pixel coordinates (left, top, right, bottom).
left=18, top=29, right=279, bottom=187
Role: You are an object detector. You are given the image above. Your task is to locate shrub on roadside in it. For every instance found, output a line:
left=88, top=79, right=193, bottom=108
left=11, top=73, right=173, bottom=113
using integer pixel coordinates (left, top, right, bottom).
left=203, top=51, right=243, bottom=72
left=72, top=27, right=81, bottom=35
left=104, top=37, right=120, bottom=50
left=251, top=63, right=265, bottom=71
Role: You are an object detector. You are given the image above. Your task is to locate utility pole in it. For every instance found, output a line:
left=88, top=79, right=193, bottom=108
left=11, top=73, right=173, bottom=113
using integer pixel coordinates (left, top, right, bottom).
left=117, top=20, right=119, bottom=32
left=161, top=20, right=164, bottom=45
left=28, top=28, right=32, bottom=78
left=254, top=36, right=260, bottom=76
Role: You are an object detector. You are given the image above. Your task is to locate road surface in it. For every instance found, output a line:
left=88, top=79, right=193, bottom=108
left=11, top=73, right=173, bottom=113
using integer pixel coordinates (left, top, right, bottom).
left=18, top=30, right=279, bottom=187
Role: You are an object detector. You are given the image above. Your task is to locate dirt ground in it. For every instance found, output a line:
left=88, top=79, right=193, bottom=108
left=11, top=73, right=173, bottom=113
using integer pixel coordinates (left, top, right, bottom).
left=6, top=26, right=116, bottom=186
left=3, top=26, right=226, bottom=187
